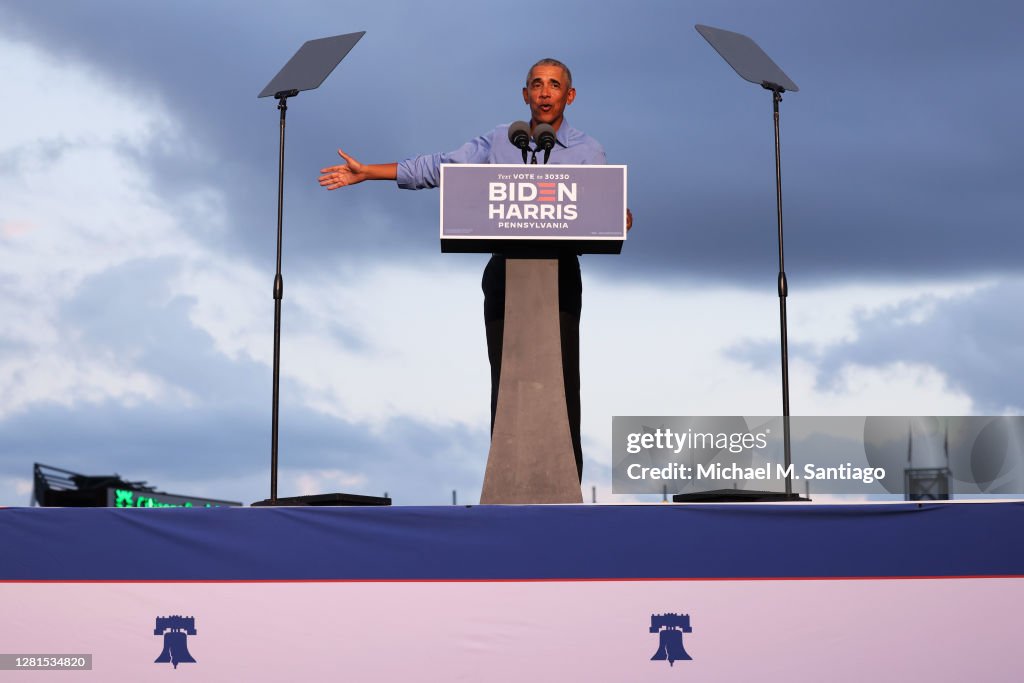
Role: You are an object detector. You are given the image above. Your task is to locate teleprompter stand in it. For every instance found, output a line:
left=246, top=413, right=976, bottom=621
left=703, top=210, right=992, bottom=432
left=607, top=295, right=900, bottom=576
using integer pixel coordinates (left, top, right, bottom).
left=686, top=24, right=807, bottom=503
left=252, top=32, right=388, bottom=508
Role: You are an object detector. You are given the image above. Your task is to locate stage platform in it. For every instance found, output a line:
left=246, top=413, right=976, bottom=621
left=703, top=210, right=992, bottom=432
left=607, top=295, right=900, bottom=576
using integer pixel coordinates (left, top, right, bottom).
left=2, top=502, right=1021, bottom=680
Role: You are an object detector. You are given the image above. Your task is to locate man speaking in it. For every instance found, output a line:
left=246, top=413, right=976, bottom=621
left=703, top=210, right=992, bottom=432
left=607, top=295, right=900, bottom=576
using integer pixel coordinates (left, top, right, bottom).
left=319, top=58, right=628, bottom=480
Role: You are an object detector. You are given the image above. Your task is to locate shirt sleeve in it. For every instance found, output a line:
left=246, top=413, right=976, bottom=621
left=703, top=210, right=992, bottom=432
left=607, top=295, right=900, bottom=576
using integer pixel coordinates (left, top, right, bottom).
left=396, top=132, right=493, bottom=190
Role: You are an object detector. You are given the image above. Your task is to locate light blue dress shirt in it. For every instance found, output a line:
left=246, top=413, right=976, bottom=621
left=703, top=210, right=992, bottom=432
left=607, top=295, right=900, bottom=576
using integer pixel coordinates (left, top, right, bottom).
left=396, top=120, right=607, bottom=190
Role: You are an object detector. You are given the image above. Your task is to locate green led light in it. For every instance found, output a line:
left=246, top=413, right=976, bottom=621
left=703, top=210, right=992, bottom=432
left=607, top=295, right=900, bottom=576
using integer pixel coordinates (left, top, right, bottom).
left=109, top=488, right=236, bottom=509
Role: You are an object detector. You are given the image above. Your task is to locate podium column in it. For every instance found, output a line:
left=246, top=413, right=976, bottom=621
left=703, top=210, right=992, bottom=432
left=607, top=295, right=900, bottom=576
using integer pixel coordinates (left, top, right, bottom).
left=480, top=258, right=583, bottom=504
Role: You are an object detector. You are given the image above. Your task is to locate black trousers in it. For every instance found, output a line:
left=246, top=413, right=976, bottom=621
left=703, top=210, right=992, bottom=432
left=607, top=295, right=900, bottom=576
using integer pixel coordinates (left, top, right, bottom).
left=483, top=255, right=583, bottom=480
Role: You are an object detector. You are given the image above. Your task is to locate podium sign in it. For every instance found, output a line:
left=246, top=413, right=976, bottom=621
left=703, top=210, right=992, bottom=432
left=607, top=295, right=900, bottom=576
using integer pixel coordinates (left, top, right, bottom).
left=440, top=164, right=626, bottom=254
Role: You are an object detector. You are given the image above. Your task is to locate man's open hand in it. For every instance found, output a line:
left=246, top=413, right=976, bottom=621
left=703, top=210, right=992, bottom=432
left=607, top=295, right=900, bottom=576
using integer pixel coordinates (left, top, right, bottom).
left=319, top=149, right=366, bottom=189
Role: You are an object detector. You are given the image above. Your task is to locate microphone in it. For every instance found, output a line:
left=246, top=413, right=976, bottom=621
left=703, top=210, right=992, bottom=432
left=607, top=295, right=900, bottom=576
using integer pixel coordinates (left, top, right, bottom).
left=507, top=121, right=531, bottom=164
left=533, top=123, right=556, bottom=164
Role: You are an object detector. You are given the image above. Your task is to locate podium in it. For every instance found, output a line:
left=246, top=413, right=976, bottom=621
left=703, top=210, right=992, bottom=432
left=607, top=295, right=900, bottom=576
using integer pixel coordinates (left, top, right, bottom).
left=440, top=164, right=627, bottom=503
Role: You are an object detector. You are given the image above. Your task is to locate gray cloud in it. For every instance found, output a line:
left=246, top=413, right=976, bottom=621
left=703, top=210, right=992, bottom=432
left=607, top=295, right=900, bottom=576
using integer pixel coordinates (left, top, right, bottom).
left=2, top=1, right=1021, bottom=286
left=1, top=250, right=489, bottom=505
left=811, top=281, right=1024, bottom=413
left=729, top=280, right=1024, bottom=413
left=1, top=401, right=489, bottom=505
left=3, top=264, right=489, bottom=504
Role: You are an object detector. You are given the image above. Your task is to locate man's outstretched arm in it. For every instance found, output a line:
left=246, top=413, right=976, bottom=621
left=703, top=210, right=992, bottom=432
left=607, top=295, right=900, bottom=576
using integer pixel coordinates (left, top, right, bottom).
left=319, top=149, right=396, bottom=190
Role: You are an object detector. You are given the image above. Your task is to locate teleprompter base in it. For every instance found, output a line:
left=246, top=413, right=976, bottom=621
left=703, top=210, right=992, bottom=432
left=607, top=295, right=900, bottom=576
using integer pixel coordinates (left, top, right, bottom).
left=252, top=492, right=392, bottom=507
left=672, top=489, right=808, bottom=503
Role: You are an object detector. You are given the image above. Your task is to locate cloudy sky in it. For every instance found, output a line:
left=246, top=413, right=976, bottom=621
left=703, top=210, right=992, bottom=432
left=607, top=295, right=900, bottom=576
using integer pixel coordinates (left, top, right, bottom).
left=1, top=1, right=1021, bottom=507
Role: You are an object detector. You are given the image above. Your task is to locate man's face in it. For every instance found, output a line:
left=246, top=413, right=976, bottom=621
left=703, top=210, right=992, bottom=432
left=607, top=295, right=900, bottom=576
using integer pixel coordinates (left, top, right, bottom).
left=522, top=64, right=575, bottom=132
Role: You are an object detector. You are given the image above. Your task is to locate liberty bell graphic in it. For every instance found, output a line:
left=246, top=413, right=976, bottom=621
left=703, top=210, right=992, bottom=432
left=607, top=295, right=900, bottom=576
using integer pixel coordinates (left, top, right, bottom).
left=154, top=615, right=198, bottom=668
left=650, top=613, right=692, bottom=666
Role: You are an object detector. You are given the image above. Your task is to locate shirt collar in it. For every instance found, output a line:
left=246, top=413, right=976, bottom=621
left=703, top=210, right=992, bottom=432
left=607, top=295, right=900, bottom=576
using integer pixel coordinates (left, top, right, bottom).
left=555, top=119, right=573, bottom=148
